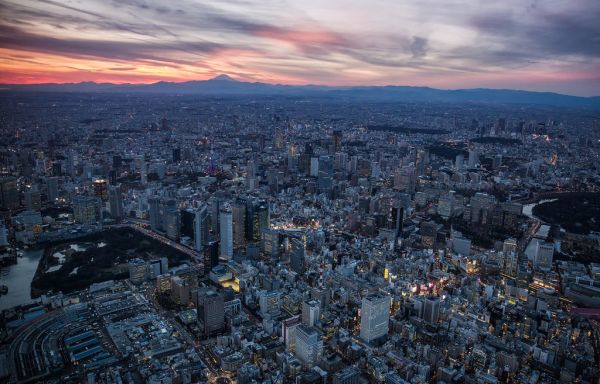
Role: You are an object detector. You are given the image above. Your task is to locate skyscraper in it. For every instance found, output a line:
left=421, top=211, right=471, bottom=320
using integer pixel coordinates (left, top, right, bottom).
left=317, top=155, right=333, bottom=193
left=291, top=237, right=305, bottom=274
left=295, top=325, right=323, bottom=367
left=148, top=197, right=162, bottom=231
left=423, top=297, right=440, bottom=324
left=0, top=176, right=19, bottom=210
left=197, top=289, right=225, bottom=336
left=232, top=200, right=246, bottom=249
left=108, top=185, right=124, bottom=221
left=46, top=176, right=59, bottom=204
left=93, top=178, right=109, bottom=201
left=302, top=299, right=320, bottom=327
left=72, top=195, right=100, bottom=224
left=219, top=207, right=233, bottom=259
left=163, top=204, right=180, bottom=241
left=194, top=205, right=209, bottom=252
left=360, top=293, right=391, bottom=342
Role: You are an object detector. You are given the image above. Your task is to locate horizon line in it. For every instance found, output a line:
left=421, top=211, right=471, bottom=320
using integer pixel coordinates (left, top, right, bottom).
left=1, top=77, right=598, bottom=98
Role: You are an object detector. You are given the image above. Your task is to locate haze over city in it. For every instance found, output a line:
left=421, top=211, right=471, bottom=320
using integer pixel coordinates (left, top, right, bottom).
left=1, top=0, right=599, bottom=95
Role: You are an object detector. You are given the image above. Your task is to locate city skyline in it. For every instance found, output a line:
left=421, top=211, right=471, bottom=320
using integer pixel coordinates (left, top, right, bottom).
left=1, top=0, right=599, bottom=96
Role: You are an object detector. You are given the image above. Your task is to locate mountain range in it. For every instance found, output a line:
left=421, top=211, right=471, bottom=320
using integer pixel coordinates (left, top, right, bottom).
left=2, top=74, right=599, bottom=107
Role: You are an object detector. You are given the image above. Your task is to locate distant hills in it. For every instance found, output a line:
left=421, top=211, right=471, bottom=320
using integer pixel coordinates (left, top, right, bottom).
left=2, top=75, right=599, bottom=107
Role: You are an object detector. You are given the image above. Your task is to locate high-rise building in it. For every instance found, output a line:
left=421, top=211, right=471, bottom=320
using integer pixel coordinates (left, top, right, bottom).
left=197, top=289, right=224, bottom=335
left=282, top=316, right=302, bottom=352
left=259, top=290, right=281, bottom=317
left=72, top=195, right=100, bottom=224
left=194, top=205, right=209, bottom=252
left=204, top=240, right=220, bottom=273
left=302, top=299, right=320, bottom=327
left=0, top=222, right=8, bottom=247
left=232, top=201, right=246, bottom=249
left=423, top=297, right=440, bottom=324
left=23, top=188, right=41, bottom=211
left=0, top=176, right=19, bottom=210
left=317, top=155, right=333, bottom=193
left=148, top=197, right=162, bottom=231
left=503, top=238, right=518, bottom=255
left=393, top=166, right=416, bottom=194
left=93, top=178, right=109, bottom=201
left=262, top=229, right=279, bottom=258
left=46, top=176, right=59, bottom=204
left=468, top=149, right=479, bottom=168
left=246, top=199, right=269, bottom=243
left=534, top=241, right=554, bottom=270
left=128, top=258, right=148, bottom=284
left=219, top=207, right=233, bottom=259
left=360, top=293, right=391, bottom=342
left=291, top=237, right=305, bottom=274
left=108, top=185, right=124, bottom=221
left=163, top=203, right=180, bottom=241
left=295, top=325, right=323, bottom=367
left=332, top=130, right=342, bottom=153
left=140, top=156, right=147, bottom=185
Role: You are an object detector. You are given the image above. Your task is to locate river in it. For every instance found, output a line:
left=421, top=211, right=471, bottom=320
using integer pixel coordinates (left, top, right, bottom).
left=0, top=248, right=43, bottom=311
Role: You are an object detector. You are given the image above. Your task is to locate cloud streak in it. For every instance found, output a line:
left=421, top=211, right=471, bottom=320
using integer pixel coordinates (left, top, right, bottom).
left=0, top=0, right=598, bottom=95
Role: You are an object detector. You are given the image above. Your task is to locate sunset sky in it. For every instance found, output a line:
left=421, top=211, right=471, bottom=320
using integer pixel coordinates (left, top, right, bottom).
left=1, top=0, right=599, bottom=95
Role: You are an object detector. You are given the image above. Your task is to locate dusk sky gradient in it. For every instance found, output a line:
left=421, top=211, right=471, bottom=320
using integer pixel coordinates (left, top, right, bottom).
left=1, top=0, right=599, bottom=96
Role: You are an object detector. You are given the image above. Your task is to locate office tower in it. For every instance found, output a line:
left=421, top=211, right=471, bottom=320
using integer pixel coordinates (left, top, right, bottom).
left=72, top=196, right=100, bottom=224
left=108, top=185, right=124, bottom=221
left=232, top=200, right=246, bottom=249
left=219, top=207, right=233, bottom=259
left=423, top=297, right=440, bottom=324
left=148, top=197, right=162, bottom=231
left=468, top=150, right=479, bottom=168
left=470, top=192, right=496, bottom=224
left=388, top=200, right=404, bottom=238
left=360, top=293, right=391, bottom=342
left=332, top=130, right=342, bottom=153
left=262, top=229, right=279, bottom=258
left=259, top=290, right=281, bottom=317
left=291, top=237, right=305, bottom=274
left=302, top=299, right=320, bottom=327
left=23, top=188, right=41, bottom=211
left=93, top=178, right=109, bottom=201
left=163, top=203, right=180, bottom=241
left=503, top=238, right=518, bottom=255
left=156, top=274, right=172, bottom=294
left=197, top=289, right=224, bottom=335
left=333, top=367, right=360, bottom=384
left=534, top=241, right=554, bottom=270
left=246, top=199, right=269, bottom=243
left=317, top=155, right=333, bottom=193
left=46, top=176, right=60, bottom=204
left=455, top=153, right=464, bottom=170
left=170, top=276, right=191, bottom=305
left=282, top=316, right=302, bottom=352
left=0, top=222, right=8, bottom=247
left=148, top=257, right=169, bottom=278
left=310, top=157, right=319, bottom=177
left=393, top=166, right=416, bottom=194
left=128, top=258, right=148, bottom=285
left=204, top=240, right=220, bottom=273
left=295, top=325, right=323, bottom=367
left=140, top=156, right=147, bottom=185
left=0, top=176, right=19, bottom=210
left=194, top=205, right=209, bottom=252
left=172, top=147, right=181, bottom=163
left=452, top=235, right=471, bottom=256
